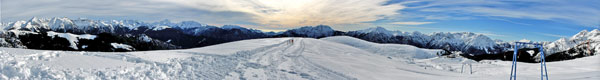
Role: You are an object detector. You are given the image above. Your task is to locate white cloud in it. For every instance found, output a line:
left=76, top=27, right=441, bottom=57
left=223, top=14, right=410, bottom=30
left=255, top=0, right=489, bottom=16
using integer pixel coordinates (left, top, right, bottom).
left=535, top=32, right=568, bottom=38
left=157, top=0, right=406, bottom=28
left=403, top=0, right=600, bottom=26
left=389, top=21, right=434, bottom=25
left=477, top=33, right=509, bottom=37
left=1, top=0, right=250, bottom=23
left=2, top=0, right=406, bottom=29
left=489, top=17, right=532, bottom=26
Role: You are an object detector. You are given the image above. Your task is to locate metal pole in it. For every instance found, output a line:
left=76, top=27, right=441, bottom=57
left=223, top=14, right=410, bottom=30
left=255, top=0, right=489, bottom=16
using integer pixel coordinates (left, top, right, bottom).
left=470, top=64, right=472, bottom=74
left=536, top=45, right=550, bottom=80
left=510, top=44, right=519, bottom=80
left=511, top=43, right=550, bottom=80
left=514, top=44, right=521, bottom=80
left=542, top=47, right=549, bottom=80
left=461, top=63, right=464, bottom=73
left=510, top=45, right=515, bottom=80
left=540, top=45, right=543, bottom=80
left=544, top=58, right=549, bottom=80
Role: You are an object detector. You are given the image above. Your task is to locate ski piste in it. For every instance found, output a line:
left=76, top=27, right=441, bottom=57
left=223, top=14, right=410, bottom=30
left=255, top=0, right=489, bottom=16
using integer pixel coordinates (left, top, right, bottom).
left=2, top=36, right=598, bottom=79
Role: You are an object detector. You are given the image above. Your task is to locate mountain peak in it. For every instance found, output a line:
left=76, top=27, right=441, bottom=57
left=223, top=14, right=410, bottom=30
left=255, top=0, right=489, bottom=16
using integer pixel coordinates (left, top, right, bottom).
left=314, top=25, right=334, bottom=30
left=29, top=17, right=39, bottom=21
left=373, top=26, right=387, bottom=31
left=283, top=25, right=335, bottom=38
left=50, top=17, right=72, bottom=22
left=571, top=29, right=597, bottom=39
left=575, top=29, right=589, bottom=35
left=518, top=39, right=532, bottom=43
left=591, top=29, right=599, bottom=33
left=296, top=25, right=334, bottom=31
left=358, top=26, right=389, bottom=33
left=154, top=19, right=174, bottom=26
left=222, top=25, right=244, bottom=30
left=27, top=17, right=44, bottom=24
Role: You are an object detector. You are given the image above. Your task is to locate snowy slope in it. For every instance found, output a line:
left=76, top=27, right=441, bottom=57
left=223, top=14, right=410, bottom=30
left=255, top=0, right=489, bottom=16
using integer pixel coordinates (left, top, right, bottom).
left=1, top=36, right=598, bottom=80
left=545, top=29, right=600, bottom=55
left=348, top=27, right=498, bottom=55
left=321, top=36, right=442, bottom=59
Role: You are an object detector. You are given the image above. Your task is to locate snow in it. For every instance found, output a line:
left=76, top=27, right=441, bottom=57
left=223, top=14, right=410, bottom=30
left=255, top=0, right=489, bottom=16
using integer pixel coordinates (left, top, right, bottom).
left=176, top=21, right=204, bottom=29
left=81, top=45, right=88, bottom=49
left=355, top=26, right=401, bottom=35
left=152, top=26, right=171, bottom=31
left=0, top=36, right=598, bottom=80
left=350, top=27, right=497, bottom=54
left=77, top=34, right=97, bottom=40
left=4, top=17, right=141, bottom=32
left=221, top=25, right=244, bottom=30
left=429, top=32, right=496, bottom=50
left=545, top=29, right=600, bottom=55
left=8, top=30, right=39, bottom=36
left=1, top=17, right=264, bottom=37
left=46, top=31, right=97, bottom=49
left=286, top=25, right=335, bottom=38
left=519, top=39, right=532, bottom=43
left=110, top=43, right=134, bottom=51
left=48, top=17, right=76, bottom=32
left=321, top=36, right=442, bottom=59
left=176, top=37, right=291, bottom=55
left=139, top=35, right=153, bottom=42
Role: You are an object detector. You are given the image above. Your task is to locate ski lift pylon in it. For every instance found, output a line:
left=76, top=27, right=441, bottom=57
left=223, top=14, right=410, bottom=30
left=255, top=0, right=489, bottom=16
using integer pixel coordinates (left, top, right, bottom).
left=509, top=42, right=549, bottom=80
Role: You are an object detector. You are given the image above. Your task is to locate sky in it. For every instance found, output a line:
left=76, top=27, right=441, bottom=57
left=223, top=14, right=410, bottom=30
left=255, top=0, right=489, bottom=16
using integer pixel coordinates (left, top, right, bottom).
left=1, top=0, right=599, bottom=41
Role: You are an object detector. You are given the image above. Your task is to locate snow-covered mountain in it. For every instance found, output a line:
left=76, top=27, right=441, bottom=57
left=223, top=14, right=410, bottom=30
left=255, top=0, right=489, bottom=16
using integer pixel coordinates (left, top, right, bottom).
left=346, top=27, right=599, bottom=62
left=275, top=25, right=342, bottom=38
left=541, top=29, right=599, bottom=61
left=346, top=27, right=500, bottom=55
left=545, top=29, right=599, bottom=54
left=5, top=17, right=129, bottom=34
left=3, top=17, right=216, bottom=34
left=1, top=36, right=598, bottom=80
left=0, top=17, right=596, bottom=62
left=0, top=17, right=268, bottom=51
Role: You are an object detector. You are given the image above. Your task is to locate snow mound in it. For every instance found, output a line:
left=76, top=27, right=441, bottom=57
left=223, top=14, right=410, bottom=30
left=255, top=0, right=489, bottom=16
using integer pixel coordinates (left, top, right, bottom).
left=321, top=36, right=443, bottom=59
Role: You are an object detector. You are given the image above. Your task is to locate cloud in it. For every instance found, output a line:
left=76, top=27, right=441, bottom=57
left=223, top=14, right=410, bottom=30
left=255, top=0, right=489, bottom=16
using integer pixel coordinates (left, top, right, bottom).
left=477, top=33, right=509, bottom=37
left=489, top=17, right=532, bottom=26
left=398, top=0, right=600, bottom=26
left=535, top=32, right=568, bottom=38
left=389, top=21, right=434, bottom=25
left=160, top=0, right=406, bottom=28
left=2, top=0, right=407, bottom=29
left=1, top=0, right=258, bottom=25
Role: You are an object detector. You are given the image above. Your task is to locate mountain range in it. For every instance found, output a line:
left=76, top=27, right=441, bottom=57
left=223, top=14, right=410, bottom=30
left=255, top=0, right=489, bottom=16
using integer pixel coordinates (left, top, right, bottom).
left=0, top=17, right=597, bottom=62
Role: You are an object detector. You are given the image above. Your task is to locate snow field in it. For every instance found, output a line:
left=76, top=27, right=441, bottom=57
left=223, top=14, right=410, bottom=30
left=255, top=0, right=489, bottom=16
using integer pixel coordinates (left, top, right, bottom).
left=0, top=36, right=598, bottom=80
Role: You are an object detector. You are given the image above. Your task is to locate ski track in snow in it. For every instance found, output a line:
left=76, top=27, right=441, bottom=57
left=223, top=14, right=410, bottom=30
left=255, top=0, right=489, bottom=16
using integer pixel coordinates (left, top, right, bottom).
left=0, top=38, right=352, bottom=80
left=1, top=37, right=599, bottom=80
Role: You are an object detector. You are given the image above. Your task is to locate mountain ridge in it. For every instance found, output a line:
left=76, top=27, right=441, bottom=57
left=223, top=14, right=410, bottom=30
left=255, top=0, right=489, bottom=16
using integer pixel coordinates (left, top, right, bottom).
left=0, top=17, right=596, bottom=62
